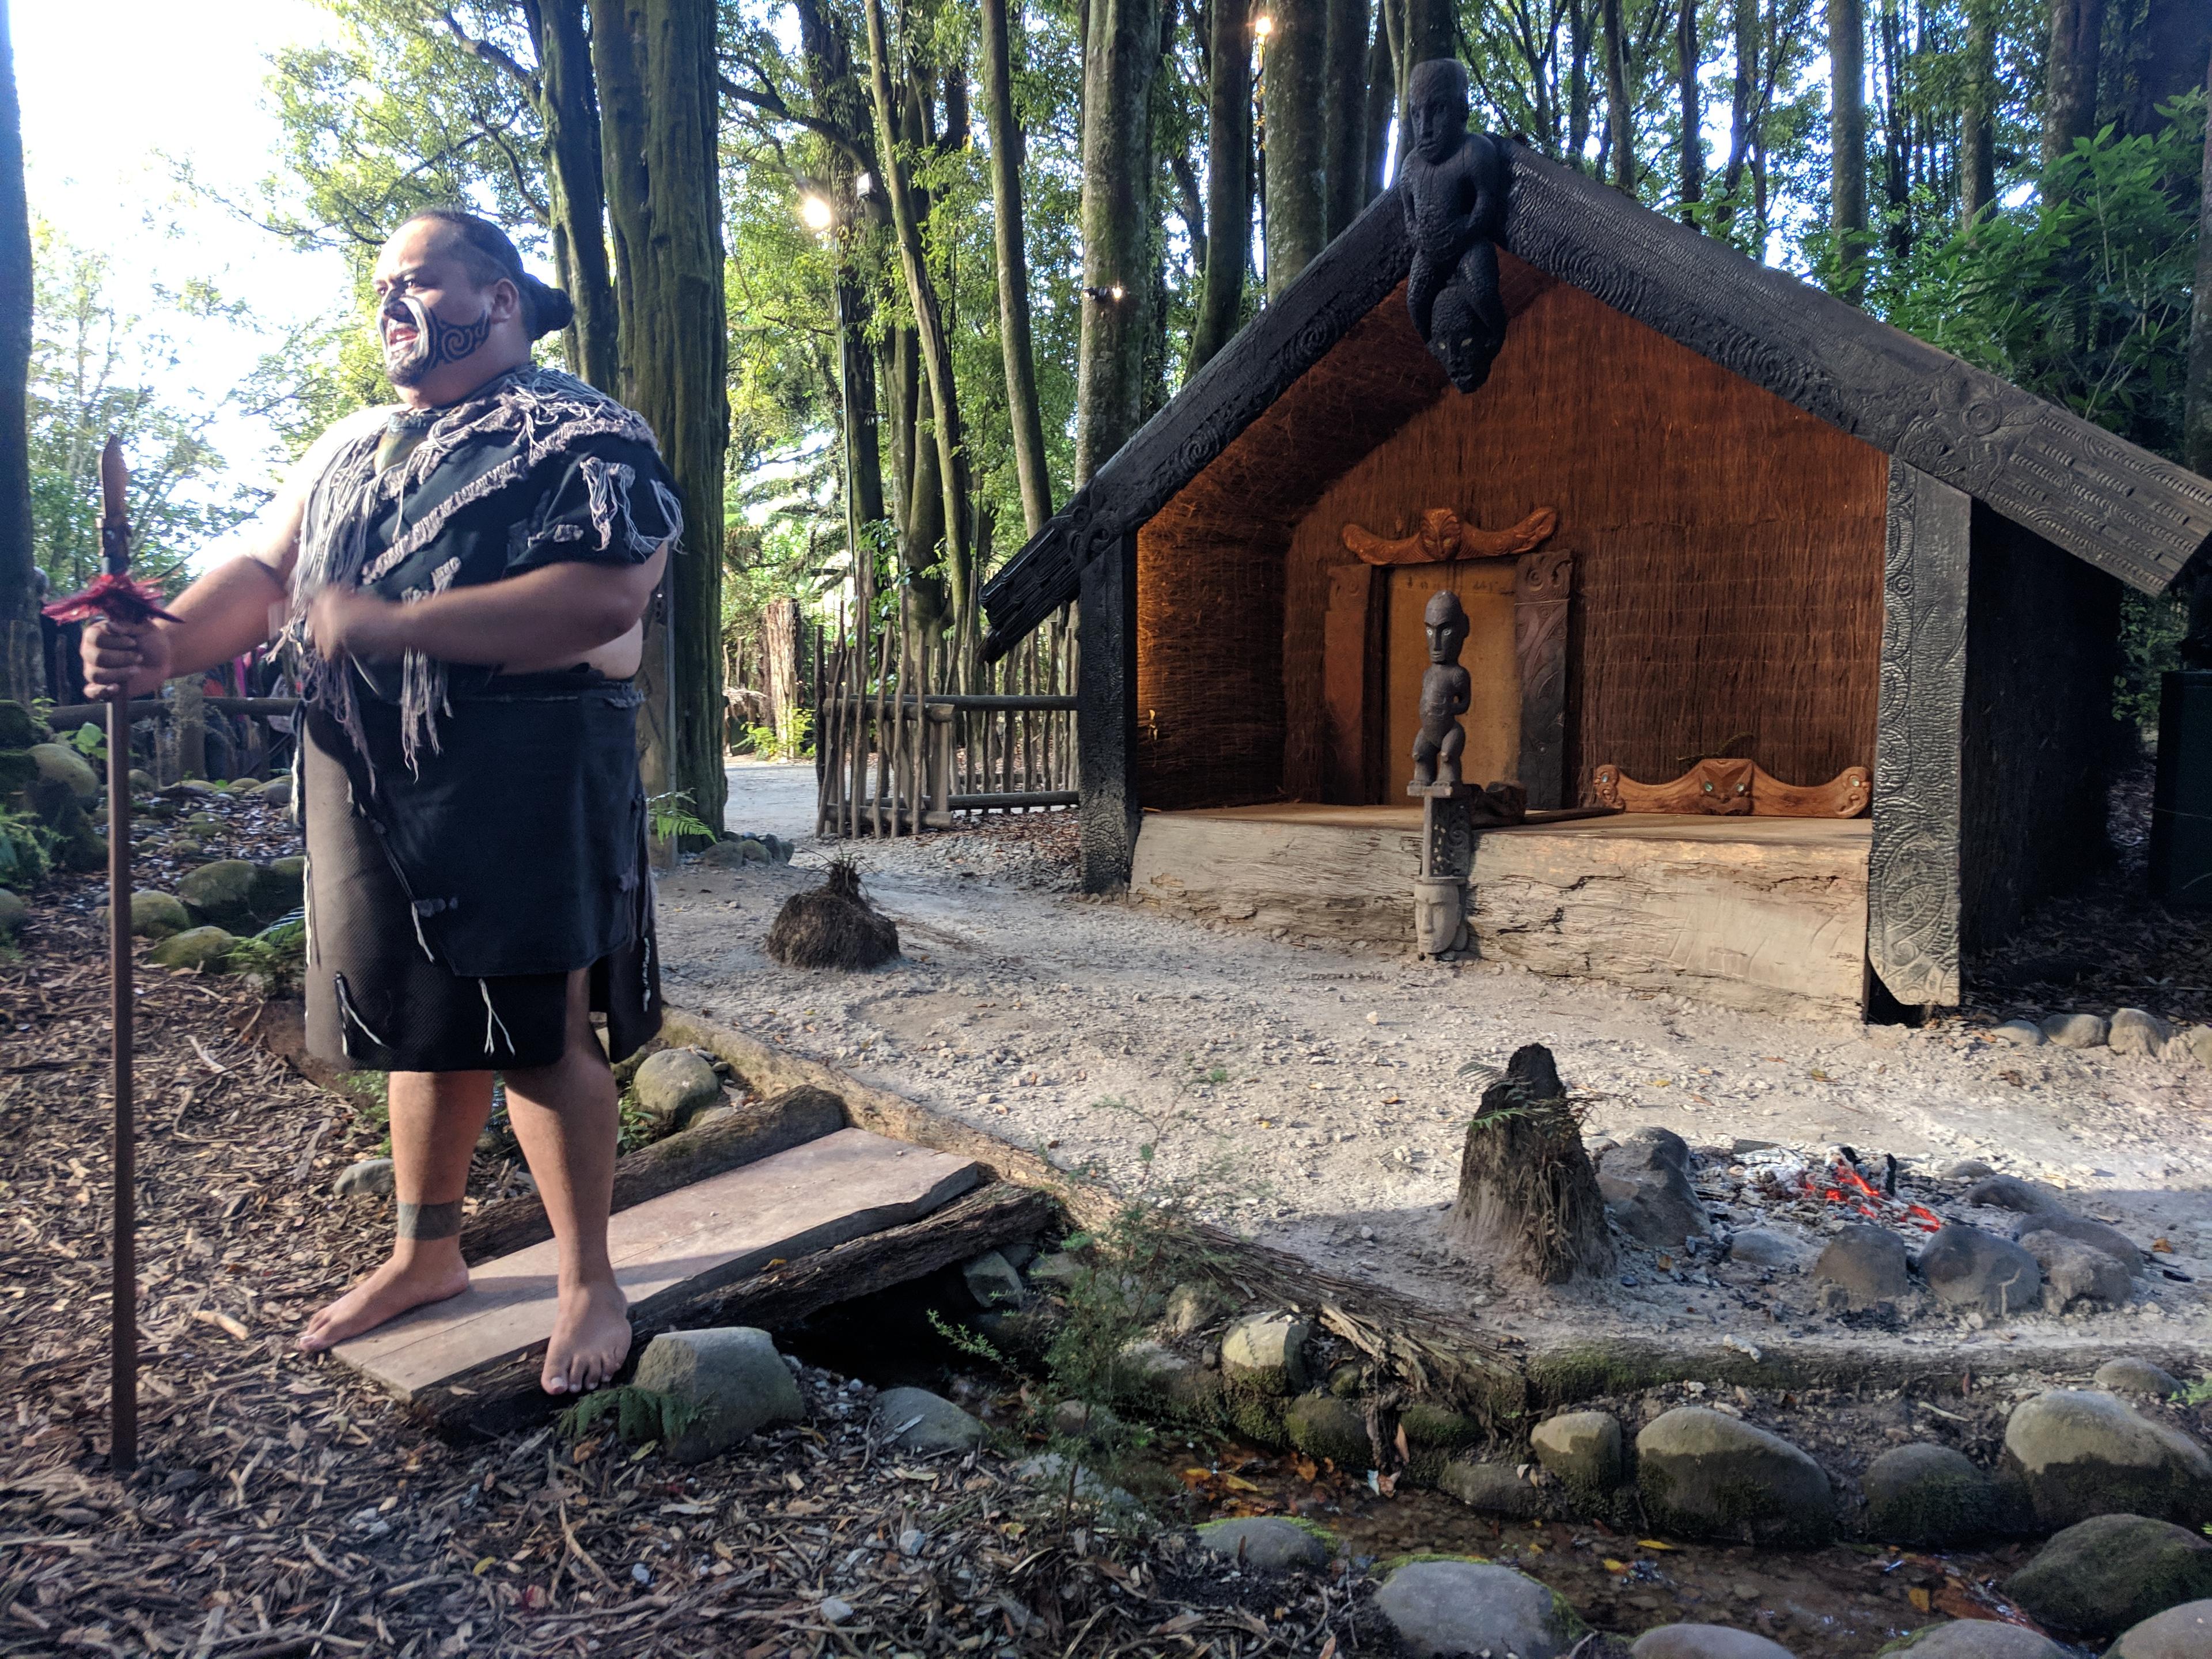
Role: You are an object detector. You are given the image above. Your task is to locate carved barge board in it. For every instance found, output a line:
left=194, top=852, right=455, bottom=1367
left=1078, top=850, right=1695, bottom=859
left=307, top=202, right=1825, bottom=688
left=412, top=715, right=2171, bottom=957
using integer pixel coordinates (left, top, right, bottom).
left=1592, top=758, right=1871, bottom=817
left=329, top=1130, right=980, bottom=1407
left=1868, top=460, right=1971, bottom=1007
left=982, top=138, right=2209, bottom=654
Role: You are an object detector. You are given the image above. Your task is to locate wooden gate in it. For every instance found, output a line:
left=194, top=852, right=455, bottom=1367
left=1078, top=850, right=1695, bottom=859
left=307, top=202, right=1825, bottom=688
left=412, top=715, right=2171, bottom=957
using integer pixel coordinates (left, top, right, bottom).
left=816, top=605, right=1078, bottom=838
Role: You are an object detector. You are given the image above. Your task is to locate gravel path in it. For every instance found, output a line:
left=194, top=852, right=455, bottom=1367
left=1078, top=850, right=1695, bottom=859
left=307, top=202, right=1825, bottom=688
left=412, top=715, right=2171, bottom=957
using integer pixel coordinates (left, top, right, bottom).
left=659, top=809, right=2212, bottom=1362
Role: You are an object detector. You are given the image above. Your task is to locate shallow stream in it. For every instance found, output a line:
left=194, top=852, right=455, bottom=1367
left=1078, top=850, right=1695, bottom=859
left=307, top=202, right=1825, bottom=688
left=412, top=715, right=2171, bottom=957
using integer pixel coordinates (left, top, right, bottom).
left=778, top=1276, right=2090, bottom=1659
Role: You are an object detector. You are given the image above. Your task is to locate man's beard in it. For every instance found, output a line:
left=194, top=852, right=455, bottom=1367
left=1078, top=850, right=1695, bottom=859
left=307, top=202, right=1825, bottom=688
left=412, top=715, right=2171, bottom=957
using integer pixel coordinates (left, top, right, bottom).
left=379, top=296, right=494, bottom=388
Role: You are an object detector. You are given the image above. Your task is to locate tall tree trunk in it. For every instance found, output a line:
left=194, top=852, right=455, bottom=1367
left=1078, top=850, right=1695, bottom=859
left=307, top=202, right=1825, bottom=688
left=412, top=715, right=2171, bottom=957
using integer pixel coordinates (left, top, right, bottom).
left=1190, top=0, right=1253, bottom=369
left=2183, top=47, right=2212, bottom=667
left=1830, top=0, right=1866, bottom=301
left=1323, top=0, right=1372, bottom=237
left=1960, top=0, right=1995, bottom=228
left=2118, top=0, right=2212, bottom=139
left=863, top=0, right=974, bottom=616
left=1570, top=0, right=1594, bottom=169
left=1073, top=0, right=1162, bottom=483
left=1401, top=0, right=1456, bottom=109
left=1720, top=0, right=1755, bottom=222
left=980, top=0, right=1052, bottom=537
left=2041, top=0, right=2105, bottom=170
left=1603, top=0, right=1634, bottom=190
left=1677, top=0, right=1703, bottom=218
left=1263, top=0, right=1328, bottom=296
left=0, top=0, right=33, bottom=703
left=1362, top=7, right=1395, bottom=192
left=2186, top=46, right=2212, bottom=480
left=590, top=0, right=729, bottom=830
left=840, top=275, right=888, bottom=534
left=525, top=0, right=620, bottom=391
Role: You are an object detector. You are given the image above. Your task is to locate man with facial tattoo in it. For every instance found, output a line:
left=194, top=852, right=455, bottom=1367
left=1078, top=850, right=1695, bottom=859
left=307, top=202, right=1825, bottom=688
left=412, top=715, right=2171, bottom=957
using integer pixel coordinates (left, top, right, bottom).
left=80, top=210, right=679, bottom=1396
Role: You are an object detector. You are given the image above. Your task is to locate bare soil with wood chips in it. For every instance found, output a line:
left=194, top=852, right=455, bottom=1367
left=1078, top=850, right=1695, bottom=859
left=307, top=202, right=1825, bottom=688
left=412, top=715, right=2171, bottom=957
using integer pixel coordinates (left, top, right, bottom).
left=0, top=901, right=1372, bottom=1658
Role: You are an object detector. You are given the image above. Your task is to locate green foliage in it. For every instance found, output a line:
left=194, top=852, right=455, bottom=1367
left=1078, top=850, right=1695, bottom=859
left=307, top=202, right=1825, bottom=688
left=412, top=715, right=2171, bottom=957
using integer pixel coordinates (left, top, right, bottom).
left=647, top=791, right=717, bottom=843
left=557, top=1385, right=701, bottom=1450
left=1879, top=100, right=2205, bottom=458
left=26, top=222, right=266, bottom=594
left=744, top=708, right=815, bottom=762
left=225, top=915, right=309, bottom=996
left=0, top=810, right=54, bottom=892
left=65, top=722, right=105, bottom=766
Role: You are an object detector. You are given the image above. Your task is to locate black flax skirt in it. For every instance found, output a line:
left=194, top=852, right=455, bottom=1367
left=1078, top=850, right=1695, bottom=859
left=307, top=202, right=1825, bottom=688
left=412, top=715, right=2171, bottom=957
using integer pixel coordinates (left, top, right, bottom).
left=300, top=679, right=661, bottom=1075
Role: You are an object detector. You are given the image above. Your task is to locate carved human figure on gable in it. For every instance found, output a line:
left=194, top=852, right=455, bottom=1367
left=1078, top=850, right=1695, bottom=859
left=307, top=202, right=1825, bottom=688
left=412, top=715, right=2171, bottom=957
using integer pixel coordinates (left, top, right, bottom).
left=1412, top=590, right=1473, bottom=789
left=1399, top=58, right=1509, bottom=393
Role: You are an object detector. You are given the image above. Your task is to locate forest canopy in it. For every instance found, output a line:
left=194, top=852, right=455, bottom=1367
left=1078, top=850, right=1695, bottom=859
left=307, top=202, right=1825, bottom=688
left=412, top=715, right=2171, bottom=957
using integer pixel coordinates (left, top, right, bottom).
left=3, top=0, right=2206, bottom=769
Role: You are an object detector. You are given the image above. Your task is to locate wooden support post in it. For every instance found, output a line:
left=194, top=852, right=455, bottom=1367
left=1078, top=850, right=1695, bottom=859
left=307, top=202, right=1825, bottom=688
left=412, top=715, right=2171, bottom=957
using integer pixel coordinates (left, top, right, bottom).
left=1867, top=459, right=1969, bottom=1010
left=925, top=703, right=955, bottom=828
left=1078, top=532, right=1139, bottom=892
left=173, top=676, right=205, bottom=780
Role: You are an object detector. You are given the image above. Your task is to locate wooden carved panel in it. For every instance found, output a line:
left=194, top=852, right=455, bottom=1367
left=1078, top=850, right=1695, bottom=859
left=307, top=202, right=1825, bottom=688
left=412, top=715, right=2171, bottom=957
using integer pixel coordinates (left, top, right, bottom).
left=1343, top=505, right=1559, bottom=565
left=1866, top=460, right=1969, bottom=1007
left=1513, top=546, right=1572, bottom=810
left=1592, top=757, right=1869, bottom=816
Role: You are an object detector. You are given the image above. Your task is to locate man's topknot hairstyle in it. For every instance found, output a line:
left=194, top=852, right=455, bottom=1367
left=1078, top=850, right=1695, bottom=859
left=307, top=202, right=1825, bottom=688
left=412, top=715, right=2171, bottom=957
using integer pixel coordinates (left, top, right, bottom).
left=399, top=207, right=576, bottom=342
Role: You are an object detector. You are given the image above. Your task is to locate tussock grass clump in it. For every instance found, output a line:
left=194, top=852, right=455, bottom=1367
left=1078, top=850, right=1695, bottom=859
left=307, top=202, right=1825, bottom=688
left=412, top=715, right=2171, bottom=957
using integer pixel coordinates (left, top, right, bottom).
left=764, top=856, right=899, bottom=970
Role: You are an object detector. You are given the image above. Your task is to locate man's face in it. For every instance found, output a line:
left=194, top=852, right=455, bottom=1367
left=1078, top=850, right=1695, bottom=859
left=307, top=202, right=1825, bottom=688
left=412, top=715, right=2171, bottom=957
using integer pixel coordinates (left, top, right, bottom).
left=1409, top=88, right=1468, bottom=165
left=370, top=223, right=495, bottom=388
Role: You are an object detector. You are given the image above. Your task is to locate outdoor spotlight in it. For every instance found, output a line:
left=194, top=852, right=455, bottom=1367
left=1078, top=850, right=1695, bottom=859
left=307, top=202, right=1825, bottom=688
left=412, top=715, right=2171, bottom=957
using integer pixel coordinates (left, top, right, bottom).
left=799, top=194, right=836, bottom=233
left=1253, top=12, right=1274, bottom=39
left=1080, top=284, right=1127, bottom=302
left=854, top=170, right=877, bottom=198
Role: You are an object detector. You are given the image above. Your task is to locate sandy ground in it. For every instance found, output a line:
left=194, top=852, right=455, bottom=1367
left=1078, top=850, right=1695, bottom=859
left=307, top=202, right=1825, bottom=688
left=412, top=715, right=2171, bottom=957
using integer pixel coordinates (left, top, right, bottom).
left=668, top=780, right=2212, bottom=1362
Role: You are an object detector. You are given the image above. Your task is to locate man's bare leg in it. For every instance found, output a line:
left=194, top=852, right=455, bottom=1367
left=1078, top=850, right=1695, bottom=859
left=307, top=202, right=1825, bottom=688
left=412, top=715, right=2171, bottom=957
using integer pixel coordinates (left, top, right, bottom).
left=300, top=1069, right=494, bottom=1351
left=504, top=970, right=629, bottom=1395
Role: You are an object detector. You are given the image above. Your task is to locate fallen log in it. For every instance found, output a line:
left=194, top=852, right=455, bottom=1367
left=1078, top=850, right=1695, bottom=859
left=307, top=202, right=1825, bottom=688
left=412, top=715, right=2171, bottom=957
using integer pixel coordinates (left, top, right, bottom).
left=441, top=1180, right=1056, bottom=1431
left=458, top=1086, right=844, bottom=1263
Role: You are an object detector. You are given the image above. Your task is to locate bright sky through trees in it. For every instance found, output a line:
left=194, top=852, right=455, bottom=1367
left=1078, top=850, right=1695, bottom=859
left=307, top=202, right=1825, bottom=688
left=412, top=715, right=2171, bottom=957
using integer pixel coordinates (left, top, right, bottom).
left=14, top=0, right=351, bottom=540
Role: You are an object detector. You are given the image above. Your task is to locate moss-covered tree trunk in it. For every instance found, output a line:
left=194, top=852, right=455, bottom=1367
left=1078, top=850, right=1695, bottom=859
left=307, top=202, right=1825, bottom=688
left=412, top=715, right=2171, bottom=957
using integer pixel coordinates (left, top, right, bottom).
left=863, top=0, right=972, bottom=620
left=1828, top=0, right=1866, bottom=301
left=981, top=0, right=1052, bottom=538
left=1262, top=0, right=1327, bottom=300
left=1322, top=0, right=1371, bottom=240
left=1188, top=0, right=1252, bottom=372
left=1445, top=1044, right=1615, bottom=1286
left=0, top=0, right=37, bottom=704
left=2040, top=0, right=2105, bottom=171
left=590, top=0, right=729, bottom=832
left=528, top=0, right=620, bottom=393
left=1073, top=0, right=1162, bottom=483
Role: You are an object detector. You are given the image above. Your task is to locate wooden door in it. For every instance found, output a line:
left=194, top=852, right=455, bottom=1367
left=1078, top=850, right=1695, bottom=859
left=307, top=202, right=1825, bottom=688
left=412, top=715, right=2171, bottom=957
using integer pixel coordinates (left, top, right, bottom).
left=1382, top=562, right=1521, bottom=798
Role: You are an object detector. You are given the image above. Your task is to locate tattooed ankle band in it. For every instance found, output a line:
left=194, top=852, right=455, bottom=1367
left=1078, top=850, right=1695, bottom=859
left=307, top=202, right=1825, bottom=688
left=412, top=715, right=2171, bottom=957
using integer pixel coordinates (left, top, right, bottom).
left=396, top=1199, right=465, bottom=1240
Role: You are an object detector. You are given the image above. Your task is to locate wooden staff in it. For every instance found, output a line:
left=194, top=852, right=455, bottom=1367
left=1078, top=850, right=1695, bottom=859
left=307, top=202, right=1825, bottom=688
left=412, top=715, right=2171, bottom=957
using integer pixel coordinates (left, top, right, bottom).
left=99, top=435, right=138, bottom=1472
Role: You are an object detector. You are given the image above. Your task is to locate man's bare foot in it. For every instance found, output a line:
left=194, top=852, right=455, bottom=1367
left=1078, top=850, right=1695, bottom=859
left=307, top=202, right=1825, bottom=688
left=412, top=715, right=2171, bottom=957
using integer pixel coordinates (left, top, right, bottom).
left=542, top=1277, right=631, bottom=1395
left=298, top=1253, right=469, bottom=1353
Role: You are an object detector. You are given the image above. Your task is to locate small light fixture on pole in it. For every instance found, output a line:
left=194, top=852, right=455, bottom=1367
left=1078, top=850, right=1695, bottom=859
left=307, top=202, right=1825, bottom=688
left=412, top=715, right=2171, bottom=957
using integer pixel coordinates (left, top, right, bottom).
left=1080, top=283, right=1126, bottom=302
left=1252, top=12, right=1274, bottom=43
left=799, top=192, right=837, bottom=236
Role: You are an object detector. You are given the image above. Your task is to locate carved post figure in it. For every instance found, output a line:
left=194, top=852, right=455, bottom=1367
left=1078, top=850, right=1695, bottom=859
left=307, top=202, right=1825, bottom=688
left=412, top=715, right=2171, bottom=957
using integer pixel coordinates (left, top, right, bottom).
left=1398, top=59, right=1510, bottom=393
left=1411, top=589, right=1472, bottom=789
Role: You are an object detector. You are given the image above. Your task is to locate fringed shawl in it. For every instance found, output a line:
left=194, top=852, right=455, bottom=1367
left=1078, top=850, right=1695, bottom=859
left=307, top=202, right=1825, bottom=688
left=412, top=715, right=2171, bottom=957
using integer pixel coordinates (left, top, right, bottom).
left=287, top=366, right=683, bottom=772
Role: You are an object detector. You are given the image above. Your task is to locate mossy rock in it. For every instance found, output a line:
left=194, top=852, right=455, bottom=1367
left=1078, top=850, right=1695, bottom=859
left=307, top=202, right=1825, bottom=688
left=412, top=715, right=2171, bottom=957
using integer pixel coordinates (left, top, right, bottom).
left=0, top=889, right=26, bottom=938
left=1285, top=1393, right=1372, bottom=1468
left=0, top=701, right=50, bottom=750
left=1222, top=1386, right=1287, bottom=1445
left=1403, top=1403, right=1485, bottom=1456
left=180, top=859, right=296, bottom=931
left=96, top=890, right=191, bottom=941
left=0, top=749, right=37, bottom=797
left=150, top=926, right=236, bottom=970
left=28, top=743, right=98, bottom=801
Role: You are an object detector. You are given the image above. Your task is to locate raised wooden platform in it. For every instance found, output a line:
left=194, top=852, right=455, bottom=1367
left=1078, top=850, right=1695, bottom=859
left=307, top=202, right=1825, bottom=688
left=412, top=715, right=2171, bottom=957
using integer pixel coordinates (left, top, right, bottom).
left=1128, top=806, right=1872, bottom=1018
left=331, top=1128, right=980, bottom=1407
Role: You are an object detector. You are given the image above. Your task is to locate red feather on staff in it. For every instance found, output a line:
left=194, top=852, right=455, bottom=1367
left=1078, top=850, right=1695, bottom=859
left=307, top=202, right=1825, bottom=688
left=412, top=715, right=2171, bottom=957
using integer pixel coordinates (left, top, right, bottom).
left=41, top=570, right=180, bottom=627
